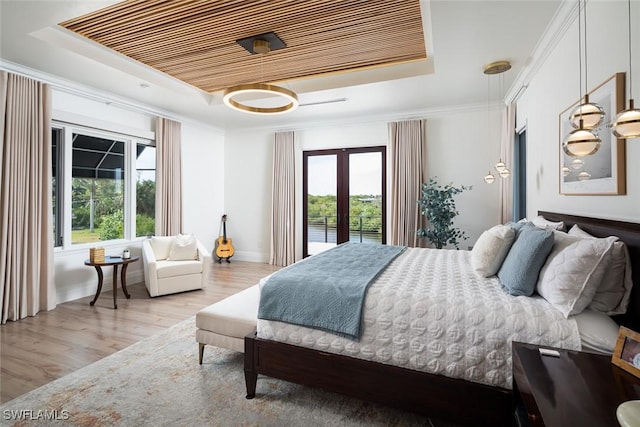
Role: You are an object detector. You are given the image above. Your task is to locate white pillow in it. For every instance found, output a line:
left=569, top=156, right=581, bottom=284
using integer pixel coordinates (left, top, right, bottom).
left=168, top=234, right=198, bottom=261
left=573, top=309, right=620, bottom=354
left=568, top=224, right=633, bottom=315
left=567, top=224, right=594, bottom=239
left=531, top=215, right=565, bottom=231
left=471, top=224, right=516, bottom=277
left=150, top=236, right=174, bottom=260
left=536, top=231, right=617, bottom=318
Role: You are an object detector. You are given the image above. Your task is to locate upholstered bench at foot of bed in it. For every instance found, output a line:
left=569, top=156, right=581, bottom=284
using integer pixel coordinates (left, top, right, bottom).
left=195, top=284, right=259, bottom=363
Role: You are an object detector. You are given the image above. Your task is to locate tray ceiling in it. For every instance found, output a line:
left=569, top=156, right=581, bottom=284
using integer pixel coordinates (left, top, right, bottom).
left=60, top=0, right=427, bottom=94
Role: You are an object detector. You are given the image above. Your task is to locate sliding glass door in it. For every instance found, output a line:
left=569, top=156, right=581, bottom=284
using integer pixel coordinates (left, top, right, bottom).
left=303, top=147, right=386, bottom=257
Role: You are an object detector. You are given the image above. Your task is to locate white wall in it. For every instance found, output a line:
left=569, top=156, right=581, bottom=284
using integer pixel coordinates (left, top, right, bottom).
left=52, top=89, right=225, bottom=303
left=426, top=110, right=502, bottom=247
left=182, top=123, right=225, bottom=253
left=223, top=129, right=274, bottom=262
left=225, top=109, right=502, bottom=262
left=516, top=0, right=640, bottom=222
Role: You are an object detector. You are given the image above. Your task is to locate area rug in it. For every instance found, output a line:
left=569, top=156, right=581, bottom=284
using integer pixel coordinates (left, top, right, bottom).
left=0, top=317, right=459, bottom=427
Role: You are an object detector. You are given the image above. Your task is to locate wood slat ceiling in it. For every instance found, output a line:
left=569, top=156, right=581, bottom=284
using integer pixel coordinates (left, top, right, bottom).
left=60, top=0, right=427, bottom=94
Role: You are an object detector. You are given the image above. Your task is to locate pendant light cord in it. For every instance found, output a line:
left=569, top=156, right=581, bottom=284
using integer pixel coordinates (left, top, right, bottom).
left=628, top=0, right=633, bottom=99
left=583, top=0, right=589, bottom=100
left=577, top=0, right=583, bottom=121
left=487, top=74, right=490, bottom=143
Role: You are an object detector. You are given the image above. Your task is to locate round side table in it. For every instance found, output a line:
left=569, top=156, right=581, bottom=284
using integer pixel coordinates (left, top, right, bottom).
left=84, top=255, right=139, bottom=309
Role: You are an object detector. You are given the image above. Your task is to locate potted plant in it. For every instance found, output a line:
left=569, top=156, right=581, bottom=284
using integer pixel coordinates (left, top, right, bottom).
left=417, top=177, right=471, bottom=249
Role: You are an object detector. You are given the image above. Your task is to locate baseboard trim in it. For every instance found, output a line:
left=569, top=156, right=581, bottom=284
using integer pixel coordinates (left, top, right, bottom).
left=225, top=251, right=269, bottom=263
left=56, top=269, right=145, bottom=304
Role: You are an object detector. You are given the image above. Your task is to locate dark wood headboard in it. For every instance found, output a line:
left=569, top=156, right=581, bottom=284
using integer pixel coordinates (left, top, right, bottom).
left=539, top=211, right=640, bottom=330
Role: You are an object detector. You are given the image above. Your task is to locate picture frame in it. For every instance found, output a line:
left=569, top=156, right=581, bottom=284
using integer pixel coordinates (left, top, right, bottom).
left=559, top=72, right=626, bottom=195
left=612, top=326, right=640, bottom=378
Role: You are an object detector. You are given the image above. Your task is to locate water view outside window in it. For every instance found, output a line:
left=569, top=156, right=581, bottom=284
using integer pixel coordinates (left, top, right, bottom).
left=71, top=134, right=125, bottom=244
left=306, top=149, right=384, bottom=256
left=348, top=151, right=383, bottom=244
left=136, top=144, right=156, bottom=237
left=307, top=155, right=338, bottom=254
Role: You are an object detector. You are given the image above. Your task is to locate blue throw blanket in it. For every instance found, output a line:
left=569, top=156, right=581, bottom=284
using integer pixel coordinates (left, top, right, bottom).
left=258, top=242, right=406, bottom=339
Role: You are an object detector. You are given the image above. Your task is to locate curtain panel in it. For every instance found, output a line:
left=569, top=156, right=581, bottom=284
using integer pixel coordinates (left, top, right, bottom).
left=499, top=103, right=516, bottom=224
left=388, top=119, right=427, bottom=248
left=269, top=131, right=296, bottom=266
left=155, top=117, right=183, bottom=236
left=0, top=71, right=55, bottom=324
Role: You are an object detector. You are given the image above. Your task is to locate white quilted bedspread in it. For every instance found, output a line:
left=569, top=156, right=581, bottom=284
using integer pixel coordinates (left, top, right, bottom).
left=257, top=247, right=581, bottom=389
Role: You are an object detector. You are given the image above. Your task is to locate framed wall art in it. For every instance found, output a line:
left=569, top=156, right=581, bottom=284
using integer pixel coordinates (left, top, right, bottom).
left=612, top=326, right=640, bottom=378
left=559, top=72, right=626, bottom=195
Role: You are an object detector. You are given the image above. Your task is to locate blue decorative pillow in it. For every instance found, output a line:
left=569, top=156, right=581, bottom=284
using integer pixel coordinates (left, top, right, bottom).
left=497, top=225, right=554, bottom=296
left=505, top=221, right=529, bottom=233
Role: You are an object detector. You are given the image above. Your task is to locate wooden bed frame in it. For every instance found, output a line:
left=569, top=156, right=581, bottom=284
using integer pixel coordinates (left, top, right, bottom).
left=244, top=212, right=640, bottom=426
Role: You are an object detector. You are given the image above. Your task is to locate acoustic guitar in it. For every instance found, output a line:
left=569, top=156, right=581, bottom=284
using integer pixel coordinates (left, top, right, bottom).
left=215, top=214, right=234, bottom=263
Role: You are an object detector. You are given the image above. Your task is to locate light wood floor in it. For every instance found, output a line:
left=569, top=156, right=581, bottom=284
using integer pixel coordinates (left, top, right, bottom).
left=0, top=260, right=280, bottom=404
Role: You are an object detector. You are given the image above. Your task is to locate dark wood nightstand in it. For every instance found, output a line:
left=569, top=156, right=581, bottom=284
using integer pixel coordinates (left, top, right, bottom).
left=512, top=341, right=640, bottom=426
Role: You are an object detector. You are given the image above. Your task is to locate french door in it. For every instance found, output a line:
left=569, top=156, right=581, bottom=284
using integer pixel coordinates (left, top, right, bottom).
left=303, top=146, right=386, bottom=257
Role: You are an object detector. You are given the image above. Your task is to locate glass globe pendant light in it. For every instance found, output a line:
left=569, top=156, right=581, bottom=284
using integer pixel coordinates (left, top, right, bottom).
left=569, top=94, right=604, bottom=129
left=482, top=61, right=512, bottom=183
left=562, top=166, right=571, bottom=177
left=484, top=171, right=496, bottom=184
left=562, top=0, right=603, bottom=156
left=612, top=0, right=640, bottom=139
left=494, top=158, right=510, bottom=178
left=613, top=100, right=640, bottom=138
left=563, top=119, right=601, bottom=157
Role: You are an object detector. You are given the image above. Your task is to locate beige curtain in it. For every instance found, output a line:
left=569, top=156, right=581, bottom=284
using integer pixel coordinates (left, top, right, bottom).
left=0, top=71, right=55, bottom=324
left=269, top=131, right=295, bottom=266
left=499, top=103, right=516, bottom=223
left=155, top=117, right=183, bottom=236
left=389, top=119, right=427, bottom=247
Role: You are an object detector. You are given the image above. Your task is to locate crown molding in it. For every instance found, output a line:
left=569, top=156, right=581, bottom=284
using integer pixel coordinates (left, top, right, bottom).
left=227, top=101, right=505, bottom=134
left=505, top=0, right=577, bottom=104
left=0, top=59, right=225, bottom=135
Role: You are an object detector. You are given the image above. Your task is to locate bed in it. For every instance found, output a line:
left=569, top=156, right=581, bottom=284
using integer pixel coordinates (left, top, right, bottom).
left=244, top=211, right=640, bottom=426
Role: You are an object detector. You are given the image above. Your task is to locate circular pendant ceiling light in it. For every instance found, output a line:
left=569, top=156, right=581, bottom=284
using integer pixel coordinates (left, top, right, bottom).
left=223, top=35, right=299, bottom=115
left=223, top=83, right=298, bottom=115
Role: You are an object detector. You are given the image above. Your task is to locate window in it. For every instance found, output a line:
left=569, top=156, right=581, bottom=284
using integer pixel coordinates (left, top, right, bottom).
left=135, top=144, right=156, bottom=237
left=52, top=127, right=63, bottom=247
left=71, top=133, right=126, bottom=244
left=52, top=125, right=155, bottom=247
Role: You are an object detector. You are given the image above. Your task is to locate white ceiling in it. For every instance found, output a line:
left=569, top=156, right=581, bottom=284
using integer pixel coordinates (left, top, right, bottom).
left=0, top=0, right=565, bottom=130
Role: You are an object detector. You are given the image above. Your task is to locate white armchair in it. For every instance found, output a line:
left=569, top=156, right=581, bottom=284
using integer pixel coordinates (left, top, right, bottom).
left=142, top=235, right=211, bottom=297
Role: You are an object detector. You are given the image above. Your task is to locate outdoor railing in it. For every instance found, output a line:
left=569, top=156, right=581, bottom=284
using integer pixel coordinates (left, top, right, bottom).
left=307, top=215, right=382, bottom=244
